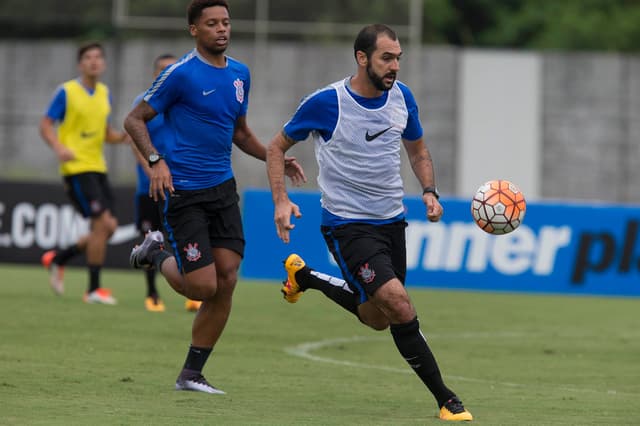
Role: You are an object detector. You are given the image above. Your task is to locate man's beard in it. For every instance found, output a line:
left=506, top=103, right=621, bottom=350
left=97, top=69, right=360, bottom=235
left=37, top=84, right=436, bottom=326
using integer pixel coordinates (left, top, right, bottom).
left=366, top=63, right=395, bottom=91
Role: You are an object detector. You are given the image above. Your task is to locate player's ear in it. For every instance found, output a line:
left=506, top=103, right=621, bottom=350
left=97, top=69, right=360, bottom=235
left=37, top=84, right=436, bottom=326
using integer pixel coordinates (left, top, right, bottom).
left=189, top=24, right=197, bottom=37
left=356, top=50, right=368, bottom=67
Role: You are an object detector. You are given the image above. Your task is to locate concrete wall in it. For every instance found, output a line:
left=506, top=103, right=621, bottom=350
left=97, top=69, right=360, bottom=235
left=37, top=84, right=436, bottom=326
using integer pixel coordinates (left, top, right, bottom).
left=1, top=39, right=638, bottom=204
left=458, top=49, right=541, bottom=199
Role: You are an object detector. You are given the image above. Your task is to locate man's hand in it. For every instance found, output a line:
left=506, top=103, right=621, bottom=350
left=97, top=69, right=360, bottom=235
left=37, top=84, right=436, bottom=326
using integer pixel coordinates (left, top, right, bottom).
left=54, top=145, right=75, bottom=162
left=274, top=199, right=302, bottom=244
left=424, top=194, right=443, bottom=222
left=284, top=156, right=306, bottom=187
left=148, top=160, right=174, bottom=201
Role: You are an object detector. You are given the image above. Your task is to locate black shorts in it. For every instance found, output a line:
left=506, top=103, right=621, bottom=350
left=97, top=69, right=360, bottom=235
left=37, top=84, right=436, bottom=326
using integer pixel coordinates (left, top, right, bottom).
left=136, top=194, right=162, bottom=234
left=63, top=172, right=115, bottom=218
left=162, top=178, right=245, bottom=273
left=321, top=220, right=407, bottom=304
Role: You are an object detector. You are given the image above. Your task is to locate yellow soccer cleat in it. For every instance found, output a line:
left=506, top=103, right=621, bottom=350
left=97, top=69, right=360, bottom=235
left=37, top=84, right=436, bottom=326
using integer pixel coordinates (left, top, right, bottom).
left=145, top=296, right=166, bottom=312
left=185, top=299, right=202, bottom=312
left=281, top=254, right=306, bottom=303
left=439, top=397, right=473, bottom=421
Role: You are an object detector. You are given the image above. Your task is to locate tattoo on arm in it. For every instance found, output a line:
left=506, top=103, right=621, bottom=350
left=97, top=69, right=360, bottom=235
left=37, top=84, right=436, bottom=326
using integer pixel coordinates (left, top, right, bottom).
left=124, top=102, right=158, bottom=157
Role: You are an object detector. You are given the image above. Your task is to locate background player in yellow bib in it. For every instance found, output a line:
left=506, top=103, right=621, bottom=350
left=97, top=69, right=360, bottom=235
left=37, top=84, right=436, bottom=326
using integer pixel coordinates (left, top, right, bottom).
left=40, top=41, right=127, bottom=304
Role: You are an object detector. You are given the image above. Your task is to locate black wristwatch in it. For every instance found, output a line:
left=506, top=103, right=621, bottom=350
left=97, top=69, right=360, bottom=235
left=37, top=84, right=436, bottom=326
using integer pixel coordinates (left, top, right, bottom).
left=422, top=186, right=440, bottom=199
left=148, top=152, right=164, bottom=167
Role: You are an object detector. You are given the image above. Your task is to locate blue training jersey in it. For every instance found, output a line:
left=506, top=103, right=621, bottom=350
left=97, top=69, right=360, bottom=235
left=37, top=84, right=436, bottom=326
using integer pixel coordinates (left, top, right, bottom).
left=132, top=92, right=170, bottom=195
left=143, top=49, right=250, bottom=190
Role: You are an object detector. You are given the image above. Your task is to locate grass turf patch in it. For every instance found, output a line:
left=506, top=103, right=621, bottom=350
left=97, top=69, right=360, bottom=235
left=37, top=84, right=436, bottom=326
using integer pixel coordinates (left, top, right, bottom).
left=0, top=264, right=638, bottom=425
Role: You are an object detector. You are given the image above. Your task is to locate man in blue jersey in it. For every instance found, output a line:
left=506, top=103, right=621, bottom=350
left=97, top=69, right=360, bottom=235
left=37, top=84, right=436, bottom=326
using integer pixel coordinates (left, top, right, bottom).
left=266, top=24, right=473, bottom=421
left=40, top=42, right=127, bottom=305
left=125, top=0, right=305, bottom=394
left=129, top=54, right=177, bottom=312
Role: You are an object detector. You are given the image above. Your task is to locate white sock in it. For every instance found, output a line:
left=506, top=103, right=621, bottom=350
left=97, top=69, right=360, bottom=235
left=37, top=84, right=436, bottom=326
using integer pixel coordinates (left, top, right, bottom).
left=309, top=270, right=353, bottom=294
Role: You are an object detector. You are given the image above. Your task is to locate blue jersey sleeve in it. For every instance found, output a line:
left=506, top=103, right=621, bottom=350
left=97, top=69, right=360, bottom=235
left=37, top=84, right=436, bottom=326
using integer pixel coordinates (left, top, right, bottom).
left=398, top=82, right=423, bottom=141
left=131, top=93, right=144, bottom=109
left=45, top=86, right=66, bottom=121
left=283, top=87, right=338, bottom=142
left=143, top=67, right=182, bottom=116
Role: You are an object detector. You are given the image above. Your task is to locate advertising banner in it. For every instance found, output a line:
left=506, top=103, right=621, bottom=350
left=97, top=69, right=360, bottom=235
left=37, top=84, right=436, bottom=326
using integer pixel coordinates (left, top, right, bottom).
left=0, top=180, right=139, bottom=268
left=242, top=189, right=640, bottom=297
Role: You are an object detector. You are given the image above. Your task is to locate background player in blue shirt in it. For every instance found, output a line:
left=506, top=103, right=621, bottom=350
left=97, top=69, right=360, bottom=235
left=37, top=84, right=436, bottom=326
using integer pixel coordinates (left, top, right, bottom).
left=266, top=24, right=472, bottom=421
left=129, top=54, right=176, bottom=313
left=130, top=53, right=204, bottom=313
left=126, top=0, right=305, bottom=394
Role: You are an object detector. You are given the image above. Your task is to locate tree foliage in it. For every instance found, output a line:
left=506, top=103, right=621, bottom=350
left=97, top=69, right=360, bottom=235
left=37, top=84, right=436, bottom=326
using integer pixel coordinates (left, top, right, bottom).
left=426, top=0, right=640, bottom=52
left=1, top=0, right=640, bottom=51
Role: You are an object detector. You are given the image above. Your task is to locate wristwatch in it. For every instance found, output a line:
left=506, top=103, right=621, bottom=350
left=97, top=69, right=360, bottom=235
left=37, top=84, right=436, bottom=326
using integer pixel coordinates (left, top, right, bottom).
left=148, top=152, right=163, bottom=167
left=422, top=186, right=440, bottom=199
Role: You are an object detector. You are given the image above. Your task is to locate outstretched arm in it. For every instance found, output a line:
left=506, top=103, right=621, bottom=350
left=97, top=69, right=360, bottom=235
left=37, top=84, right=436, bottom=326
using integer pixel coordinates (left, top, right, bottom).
left=105, top=125, right=127, bottom=144
left=232, top=115, right=267, bottom=160
left=39, top=116, right=75, bottom=162
left=233, top=116, right=306, bottom=186
left=266, top=130, right=303, bottom=243
left=403, top=137, right=443, bottom=222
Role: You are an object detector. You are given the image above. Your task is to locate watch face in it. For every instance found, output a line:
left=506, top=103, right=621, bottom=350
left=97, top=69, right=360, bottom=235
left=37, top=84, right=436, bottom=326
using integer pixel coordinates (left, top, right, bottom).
left=149, top=153, right=159, bottom=162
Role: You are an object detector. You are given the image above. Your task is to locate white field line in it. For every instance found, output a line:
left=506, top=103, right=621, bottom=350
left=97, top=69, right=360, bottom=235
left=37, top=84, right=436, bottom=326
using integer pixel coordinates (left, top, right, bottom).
left=284, top=334, right=639, bottom=397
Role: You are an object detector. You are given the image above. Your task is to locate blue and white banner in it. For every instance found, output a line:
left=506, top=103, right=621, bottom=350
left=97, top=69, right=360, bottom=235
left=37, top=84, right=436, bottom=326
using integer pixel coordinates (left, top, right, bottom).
left=242, top=189, right=640, bottom=297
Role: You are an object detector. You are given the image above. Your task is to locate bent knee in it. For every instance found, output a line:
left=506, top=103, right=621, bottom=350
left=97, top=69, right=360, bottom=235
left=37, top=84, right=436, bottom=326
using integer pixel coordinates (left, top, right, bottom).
left=358, top=309, right=390, bottom=331
left=188, top=279, right=218, bottom=300
left=363, top=317, right=390, bottom=331
left=94, top=213, right=118, bottom=235
left=216, top=268, right=239, bottom=289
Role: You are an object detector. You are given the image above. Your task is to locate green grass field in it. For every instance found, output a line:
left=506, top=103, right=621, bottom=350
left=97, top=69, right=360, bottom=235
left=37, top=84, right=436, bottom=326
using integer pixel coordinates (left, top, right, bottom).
left=0, top=264, right=638, bottom=425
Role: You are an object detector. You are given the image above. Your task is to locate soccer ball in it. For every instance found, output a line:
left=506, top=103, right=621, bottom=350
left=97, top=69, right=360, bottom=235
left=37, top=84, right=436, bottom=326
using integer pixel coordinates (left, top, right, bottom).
left=471, top=180, right=526, bottom=235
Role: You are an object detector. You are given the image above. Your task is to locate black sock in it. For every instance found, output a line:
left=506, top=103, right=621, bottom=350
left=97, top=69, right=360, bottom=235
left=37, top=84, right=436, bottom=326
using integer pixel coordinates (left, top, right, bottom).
left=297, top=267, right=358, bottom=316
left=54, top=244, right=81, bottom=265
left=390, top=317, right=455, bottom=407
left=182, top=346, right=213, bottom=373
left=145, top=269, right=158, bottom=297
left=152, top=249, right=172, bottom=272
left=88, top=265, right=101, bottom=293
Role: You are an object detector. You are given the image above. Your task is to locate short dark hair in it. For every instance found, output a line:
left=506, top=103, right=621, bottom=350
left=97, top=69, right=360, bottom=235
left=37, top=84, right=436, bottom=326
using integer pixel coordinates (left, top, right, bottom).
left=153, top=53, right=177, bottom=69
left=353, top=24, right=397, bottom=59
left=187, top=0, right=229, bottom=25
left=77, top=42, right=104, bottom=62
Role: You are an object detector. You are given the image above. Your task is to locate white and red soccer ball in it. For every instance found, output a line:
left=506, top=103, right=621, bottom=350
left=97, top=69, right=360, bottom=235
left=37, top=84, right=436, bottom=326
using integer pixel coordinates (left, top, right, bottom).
left=471, top=179, right=526, bottom=235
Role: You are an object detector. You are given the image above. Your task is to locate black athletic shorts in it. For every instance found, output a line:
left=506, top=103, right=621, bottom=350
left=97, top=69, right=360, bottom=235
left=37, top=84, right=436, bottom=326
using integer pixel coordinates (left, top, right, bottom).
left=321, top=220, right=408, bottom=304
left=63, top=172, right=115, bottom=218
left=162, top=178, right=245, bottom=274
left=135, top=194, right=162, bottom=234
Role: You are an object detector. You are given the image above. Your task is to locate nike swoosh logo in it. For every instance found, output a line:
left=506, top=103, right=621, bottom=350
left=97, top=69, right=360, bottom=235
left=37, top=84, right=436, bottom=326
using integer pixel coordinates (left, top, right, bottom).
left=365, top=126, right=392, bottom=141
left=202, top=89, right=216, bottom=96
left=80, top=131, right=97, bottom=138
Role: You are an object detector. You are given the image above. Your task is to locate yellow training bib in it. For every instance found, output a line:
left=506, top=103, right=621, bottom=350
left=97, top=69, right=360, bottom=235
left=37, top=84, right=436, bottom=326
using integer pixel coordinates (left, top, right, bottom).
left=57, top=80, right=110, bottom=176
